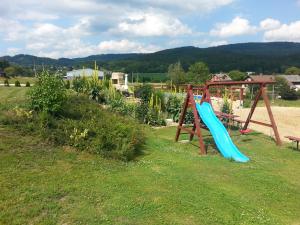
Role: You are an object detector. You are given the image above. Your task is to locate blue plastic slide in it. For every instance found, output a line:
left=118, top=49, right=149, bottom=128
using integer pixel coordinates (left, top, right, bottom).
left=196, top=102, right=249, bottom=162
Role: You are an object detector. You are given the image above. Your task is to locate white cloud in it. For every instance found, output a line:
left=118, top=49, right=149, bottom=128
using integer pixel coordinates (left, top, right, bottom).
left=210, top=16, right=257, bottom=37
left=0, top=18, right=26, bottom=41
left=137, top=0, right=234, bottom=12
left=260, top=18, right=281, bottom=30
left=116, top=12, right=191, bottom=37
left=194, top=39, right=228, bottom=47
left=263, top=20, right=300, bottom=42
left=98, top=39, right=160, bottom=53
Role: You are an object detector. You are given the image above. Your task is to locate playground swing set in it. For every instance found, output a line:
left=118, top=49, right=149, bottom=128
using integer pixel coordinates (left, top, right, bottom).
left=175, top=81, right=282, bottom=163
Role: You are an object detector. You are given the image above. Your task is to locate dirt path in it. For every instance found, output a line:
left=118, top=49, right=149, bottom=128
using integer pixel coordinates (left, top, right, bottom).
left=234, top=107, right=300, bottom=142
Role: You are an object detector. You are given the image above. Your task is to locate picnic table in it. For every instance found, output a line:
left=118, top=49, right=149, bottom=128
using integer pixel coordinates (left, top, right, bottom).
left=285, top=136, right=300, bottom=150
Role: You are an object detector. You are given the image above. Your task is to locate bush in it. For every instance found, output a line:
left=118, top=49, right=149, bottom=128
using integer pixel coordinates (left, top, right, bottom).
left=25, top=81, right=30, bottom=87
left=15, top=80, right=21, bottom=87
left=28, top=71, right=67, bottom=114
left=4, top=79, right=9, bottom=87
left=276, top=76, right=298, bottom=100
left=134, top=84, right=153, bottom=103
left=166, top=94, right=182, bottom=122
left=65, top=80, right=70, bottom=89
left=1, top=95, right=145, bottom=161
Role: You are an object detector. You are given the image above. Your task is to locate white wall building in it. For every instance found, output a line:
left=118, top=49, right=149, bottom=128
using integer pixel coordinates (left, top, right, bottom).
left=65, top=68, right=104, bottom=80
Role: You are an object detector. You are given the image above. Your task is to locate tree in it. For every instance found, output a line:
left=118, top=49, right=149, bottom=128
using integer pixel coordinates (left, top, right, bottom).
left=167, top=62, right=186, bottom=90
left=285, top=66, right=300, bottom=75
left=187, top=61, right=210, bottom=84
left=275, top=76, right=298, bottom=100
left=29, top=71, right=67, bottom=114
left=4, top=66, right=18, bottom=77
left=228, top=70, right=246, bottom=81
left=0, top=60, right=10, bottom=70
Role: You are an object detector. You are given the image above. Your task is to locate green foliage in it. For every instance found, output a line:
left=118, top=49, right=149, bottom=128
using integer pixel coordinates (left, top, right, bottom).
left=0, top=60, right=10, bottom=70
left=72, top=77, right=87, bottom=93
left=187, top=61, right=210, bottom=84
left=228, top=70, right=246, bottom=81
left=134, top=84, right=153, bottom=103
left=29, top=71, right=67, bottom=114
left=14, top=80, right=21, bottom=87
left=65, top=80, right=71, bottom=89
left=25, top=81, right=30, bottom=87
left=4, top=79, right=9, bottom=87
left=3, top=65, right=32, bottom=77
left=285, top=66, right=300, bottom=75
left=166, top=94, right=182, bottom=122
left=168, top=62, right=186, bottom=90
left=275, top=76, right=298, bottom=100
left=1, top=94, right=145, bottom=161
left=184, top=109, right=194, bottom=124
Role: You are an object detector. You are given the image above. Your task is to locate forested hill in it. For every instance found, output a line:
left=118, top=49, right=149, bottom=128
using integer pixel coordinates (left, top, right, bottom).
left=1, top=42, right=300, bottom=73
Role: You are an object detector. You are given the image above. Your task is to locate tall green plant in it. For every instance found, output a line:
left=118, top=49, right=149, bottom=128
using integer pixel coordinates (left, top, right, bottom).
left=29, top=71, right=67, bottom=114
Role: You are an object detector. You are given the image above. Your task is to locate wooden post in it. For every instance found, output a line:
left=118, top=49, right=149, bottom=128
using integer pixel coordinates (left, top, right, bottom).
left=243, top=84, right=262, bottom=130
left=175, top=85, right=206, bottom=155
left=175, top=86, right=190, bottom=142
left=261, top=85, right=282, bottom=145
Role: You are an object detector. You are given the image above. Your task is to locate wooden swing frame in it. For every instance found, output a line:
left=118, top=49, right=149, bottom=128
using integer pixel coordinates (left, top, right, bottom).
left=175, top=81, right=282, bottom=155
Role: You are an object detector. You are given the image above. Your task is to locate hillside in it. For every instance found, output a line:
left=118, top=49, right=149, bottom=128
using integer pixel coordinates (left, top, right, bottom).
left=1, top=42, right=300, bottom=73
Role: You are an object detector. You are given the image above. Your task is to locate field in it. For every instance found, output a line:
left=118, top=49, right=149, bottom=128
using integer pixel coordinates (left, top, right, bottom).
left=0, top=77, right=37, bottom=85
left=258, top=98, right=300, bottom=107
left=1, top=88, right=300, bottom=225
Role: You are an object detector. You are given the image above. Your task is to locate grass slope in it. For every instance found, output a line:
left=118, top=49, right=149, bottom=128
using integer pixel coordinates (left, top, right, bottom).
left=0, top=87, right=300, bottom=224
left=1, top=126, right=300, bottom=225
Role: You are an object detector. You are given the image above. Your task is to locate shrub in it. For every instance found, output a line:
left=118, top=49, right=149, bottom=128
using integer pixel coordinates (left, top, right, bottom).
left=28, top=71, right=67, bottom=114
left=15, top=80, right=21, bottom=87
left=72, top=77, right=87, bottom=93
left=25, top=81, right=30, bottom=87
left=134, top=84, right=153, bottom=103
left=166, top=94, right=182, bottom=122
left=65, top=80, right=70, bottom=89
left=276, top=76, right=298, bottom=100
left=1, top=94, right=145, bottom=161
left=4, top=79, right=9, bottom=87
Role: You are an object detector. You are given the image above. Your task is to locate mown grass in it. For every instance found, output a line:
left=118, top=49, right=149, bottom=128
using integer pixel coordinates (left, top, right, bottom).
left=1, top=89, right=300, bottom=225
left=0, top=76, right=37, bottom=84
left=257, top=98, right=300, bottom=107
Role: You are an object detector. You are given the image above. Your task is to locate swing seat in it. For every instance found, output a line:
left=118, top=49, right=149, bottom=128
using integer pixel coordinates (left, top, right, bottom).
left=240, top=129, right=252, bottom=135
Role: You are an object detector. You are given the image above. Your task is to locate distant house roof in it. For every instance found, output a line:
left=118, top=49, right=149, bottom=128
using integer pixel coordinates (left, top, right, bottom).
left=210, top=73, right=232, bottom=82
left=279, top=75, right=300, bottom=89
left=66, top=68, right=104, bottom=79
left=245, top=75, right=275, bottom=82
left=279, top=75, right=300, bottom=83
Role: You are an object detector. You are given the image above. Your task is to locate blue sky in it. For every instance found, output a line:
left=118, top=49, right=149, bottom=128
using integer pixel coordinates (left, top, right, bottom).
left=0, top=0, right=300, bottom=58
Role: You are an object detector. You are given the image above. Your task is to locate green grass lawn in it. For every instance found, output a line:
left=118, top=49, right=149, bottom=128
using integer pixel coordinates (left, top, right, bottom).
left=1, top=89, right=300, bottom=225
left=0, top=77, right=37, bottom=85
left=257, top=98, right=300, bottom=107
left=0, top=87, right=29, bottom=106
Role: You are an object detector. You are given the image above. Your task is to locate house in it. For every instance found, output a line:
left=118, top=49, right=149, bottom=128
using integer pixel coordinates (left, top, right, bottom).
left=0, top=71, right=6, bottom=77
left=111, top=72, right=128, bottom=90
left=210, top=73, right=232, bottom=82
left=279, top=75, right=300, bottom=91
left=244, top=75, right=275, bottom=83
left=65, top=68, right=104, bottom=80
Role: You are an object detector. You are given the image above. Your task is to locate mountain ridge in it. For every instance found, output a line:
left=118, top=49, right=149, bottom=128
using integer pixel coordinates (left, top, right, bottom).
left=1, top=42, right=300, bottom=73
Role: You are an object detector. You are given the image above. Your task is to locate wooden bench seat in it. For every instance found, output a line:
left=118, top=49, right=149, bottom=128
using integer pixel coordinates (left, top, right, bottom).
left=285, top=136, right=300, bottom=150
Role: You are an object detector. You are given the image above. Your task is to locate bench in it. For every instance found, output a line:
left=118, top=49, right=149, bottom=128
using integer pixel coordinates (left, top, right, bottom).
left=232, top=118, right=246, bottom=128
left=285, top=136, right=300, bottom=150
